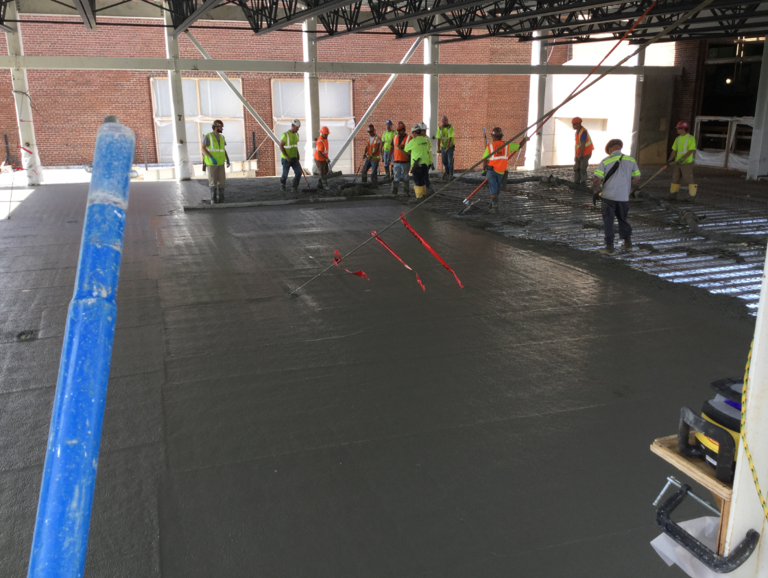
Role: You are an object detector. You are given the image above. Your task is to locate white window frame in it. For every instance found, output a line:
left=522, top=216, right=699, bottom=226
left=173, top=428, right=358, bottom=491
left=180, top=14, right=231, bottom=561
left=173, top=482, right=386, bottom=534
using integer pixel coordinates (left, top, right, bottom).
left=150, top=77, right=246, bottom=164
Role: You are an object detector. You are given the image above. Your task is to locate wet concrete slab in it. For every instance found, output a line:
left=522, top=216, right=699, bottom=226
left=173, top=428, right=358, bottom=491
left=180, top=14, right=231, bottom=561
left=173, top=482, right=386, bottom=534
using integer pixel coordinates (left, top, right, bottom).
left=0, top=181, right=758, bottom=577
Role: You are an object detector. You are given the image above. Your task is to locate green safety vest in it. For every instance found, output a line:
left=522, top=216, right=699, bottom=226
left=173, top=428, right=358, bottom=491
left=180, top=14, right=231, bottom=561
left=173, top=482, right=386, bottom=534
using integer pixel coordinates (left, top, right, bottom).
left=673, top=134, right=696, bottom=164
left=437, top=125, right=454, bottom=149
left=204, top=133, right=226, bottom=166
left=404, top=136, right=432, bottom=167
left=281, top=130, right=300, bottom=159
left=382, top=130, right=396, bottom=152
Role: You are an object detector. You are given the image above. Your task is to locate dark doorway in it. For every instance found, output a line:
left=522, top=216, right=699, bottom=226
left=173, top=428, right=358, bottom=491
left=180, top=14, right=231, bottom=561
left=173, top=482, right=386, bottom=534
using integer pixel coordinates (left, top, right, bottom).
left=701, top=40, right=763, bottom=117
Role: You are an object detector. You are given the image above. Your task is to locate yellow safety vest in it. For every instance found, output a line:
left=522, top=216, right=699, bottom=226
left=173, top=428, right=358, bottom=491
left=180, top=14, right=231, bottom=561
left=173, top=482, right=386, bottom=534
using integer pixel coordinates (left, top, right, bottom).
left=204, top=133, right=226, bottom=166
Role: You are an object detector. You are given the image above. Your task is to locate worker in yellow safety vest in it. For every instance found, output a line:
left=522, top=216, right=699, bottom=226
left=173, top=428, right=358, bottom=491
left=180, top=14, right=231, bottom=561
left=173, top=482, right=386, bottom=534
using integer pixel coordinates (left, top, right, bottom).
left=572, top=116, right=594, bottom=185
left=201, top=119, right=231, bottom=204
left=481, top=126, right=527, bottom=213
left=381, top=120, right=396, bottom=180
left=437, top=115, right=455, bottom=180
left=667, top=121, right=698, bottom=202
left=391, top=121, right=411, bottom=196
left=361, top=124, right=382, bottom=185
left=404, top=122, right=432, bottom=201
left=314, top=126, right=330, bottom=190
left=279, top=119, right=302, bottom=193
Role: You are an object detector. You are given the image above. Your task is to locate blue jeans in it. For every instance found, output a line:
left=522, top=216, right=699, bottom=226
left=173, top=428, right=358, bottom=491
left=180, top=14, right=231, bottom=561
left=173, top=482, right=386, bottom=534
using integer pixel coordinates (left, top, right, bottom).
left=382, top=151, right=393, bottom=169
left=441, top=146, right=454, bottom=171
left=393, top=162, right=409, bottom=183
left=411, top=163, right=429, bottom=187
left=281, top=157, right=302, bottom=187
left=487, top=170, right=504, bottom=197
left=601, top=199, right=631, bottom=245
left=362, top=159, right=379, bottom=175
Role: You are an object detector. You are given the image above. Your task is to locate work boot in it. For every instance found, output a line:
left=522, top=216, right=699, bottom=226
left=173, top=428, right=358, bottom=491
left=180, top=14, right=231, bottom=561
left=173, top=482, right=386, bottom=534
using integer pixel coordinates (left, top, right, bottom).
left=361, top=173, right=368, bottom=184
left=280, top=182, right=286, bottom=192
left=210, top=187, right=217, bottom=204
left=218, top=188, right=225, bottom=204
left=622, top=237, right=632, bottom=251
left=488, top=197, right=498, bottom=214
left=598, top=244, right=615, bottom=255
left=390, top=181, right=397, bottom=195
left=385, top=167, right=391, bottom=180
left=372, top=173, right=378, bottom=186
left=292, top=186, right=299, bottom=195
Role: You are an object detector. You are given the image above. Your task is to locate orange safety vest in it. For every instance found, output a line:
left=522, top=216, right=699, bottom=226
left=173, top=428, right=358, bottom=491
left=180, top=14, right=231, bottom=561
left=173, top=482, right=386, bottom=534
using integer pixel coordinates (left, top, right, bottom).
left=314, top=136, right=329, bottom=162
left=366, top=135, right=382, bottom=160
left=575, top=127, right=594, bottom=157
left=393, top=134, right=411, bottom=162
left=485, top=140, right=515, bottom=173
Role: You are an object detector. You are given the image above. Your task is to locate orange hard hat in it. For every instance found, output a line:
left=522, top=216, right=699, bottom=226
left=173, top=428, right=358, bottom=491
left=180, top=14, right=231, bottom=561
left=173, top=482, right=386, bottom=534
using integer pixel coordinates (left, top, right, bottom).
left=320, top=126, right=330, bottom=135
left=572, top=117, right=582, bottom=124
left=397, top=121, right=406, bottom=129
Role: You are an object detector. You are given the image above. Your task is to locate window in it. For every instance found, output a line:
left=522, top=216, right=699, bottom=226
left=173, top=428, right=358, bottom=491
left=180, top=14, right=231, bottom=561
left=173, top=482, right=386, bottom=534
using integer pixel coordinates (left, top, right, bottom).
left=151, top=78, right=246, bottom=164
left=271, top=79, right=354, bottom=174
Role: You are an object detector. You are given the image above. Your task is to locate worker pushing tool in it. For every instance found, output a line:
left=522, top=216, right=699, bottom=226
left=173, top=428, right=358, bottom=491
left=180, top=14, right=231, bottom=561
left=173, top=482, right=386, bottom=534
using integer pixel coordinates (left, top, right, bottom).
left=668, top=121, right=698, bottom=202
left=592, top=138, right=641, bottom=255
left=391, top=121, right=411, bottom=197
left=481, top=127, right=527, bottom=214
left=437, top=115, right=455, bottom=181
left=279, top=119, right=302, bottom=193
left=404, top=123, right=432, bottom=202
left=314, top=126, right=331, bottom=190
left=201, top=120, right=230, bottom=204
left=572, top=117, right=594, bottom=186
left=361, top=124, right=382, bottom=185
left=381, top=120, right=395, bottom=181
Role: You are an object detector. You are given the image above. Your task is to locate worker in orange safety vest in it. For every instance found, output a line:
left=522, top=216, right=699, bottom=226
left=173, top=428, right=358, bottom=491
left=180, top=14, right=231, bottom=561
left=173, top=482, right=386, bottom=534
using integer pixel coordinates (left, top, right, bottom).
left=481, top=127, right=528, bottom=214
left=313, top=126, right=331, bottom=189
left=391, top=121, right=411, bottom=196
left=361, top=124, right=382, bottom=185
left=572, top=116, right=594, bottom=185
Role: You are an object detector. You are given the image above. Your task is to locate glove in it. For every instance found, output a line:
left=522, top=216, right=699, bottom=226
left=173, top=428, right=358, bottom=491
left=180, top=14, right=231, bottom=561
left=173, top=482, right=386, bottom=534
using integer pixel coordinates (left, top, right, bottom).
left=481, top=170, right=487, bottom=177
left=592, top=191, right=602, bottom=207
left=226, top=160, right=231, bottom=168
left=208, top=157, right=218, bottom=166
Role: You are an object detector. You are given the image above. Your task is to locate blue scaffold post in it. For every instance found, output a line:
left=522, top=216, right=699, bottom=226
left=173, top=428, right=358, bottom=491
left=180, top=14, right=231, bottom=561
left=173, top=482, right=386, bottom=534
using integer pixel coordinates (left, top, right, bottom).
left=27, top=116, right=135, bottom=578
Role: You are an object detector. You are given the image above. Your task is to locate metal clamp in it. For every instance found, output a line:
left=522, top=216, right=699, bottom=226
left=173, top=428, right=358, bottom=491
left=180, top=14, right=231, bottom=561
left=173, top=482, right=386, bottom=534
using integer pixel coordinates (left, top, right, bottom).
left=655, top=484, right=759, bottom=573
left=654, top=476, right=720, bottom=516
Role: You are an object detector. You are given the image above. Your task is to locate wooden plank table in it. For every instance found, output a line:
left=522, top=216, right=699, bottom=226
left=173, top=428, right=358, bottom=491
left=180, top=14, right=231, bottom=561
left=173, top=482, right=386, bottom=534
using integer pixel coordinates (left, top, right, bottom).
left=651, top=434, right=733, bottom=555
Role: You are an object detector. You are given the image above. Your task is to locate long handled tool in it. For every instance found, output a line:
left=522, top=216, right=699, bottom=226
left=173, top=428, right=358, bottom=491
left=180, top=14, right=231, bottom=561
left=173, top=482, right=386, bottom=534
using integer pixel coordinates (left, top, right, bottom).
left=297, top=160, right=316, bottom=191
left=631, top=164, right=668, bottom=198
left=458, top=179, right=488, bottom=216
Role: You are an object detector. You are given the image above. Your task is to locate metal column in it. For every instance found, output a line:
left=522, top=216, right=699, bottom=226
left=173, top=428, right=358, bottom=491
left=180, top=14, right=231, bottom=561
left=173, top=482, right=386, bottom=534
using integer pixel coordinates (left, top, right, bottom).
left=329, top=37, right=422, bottom=169
left=746, top=40, right=768, bottom=180
left=423, top=33, right=439, bottom=168
left=5, top=2, right=42, bottom=186
left=526, top=32, right=547, bottom=170
left=631, top=49, right=646, bottom=161
left=163, top=5, right=191, bottom=181
left=303, top=17, right=320, bottom=172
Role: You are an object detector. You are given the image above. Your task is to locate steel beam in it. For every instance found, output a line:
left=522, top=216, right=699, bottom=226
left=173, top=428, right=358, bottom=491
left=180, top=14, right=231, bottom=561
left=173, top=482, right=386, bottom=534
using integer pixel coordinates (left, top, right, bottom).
left=423, top=30, right=439, bottom=168
left=164, top=5, right=192, bottom=181
left=242, top=0, right=358, bottom=36
left=0, top=54, right=682, bottom=76
left=330, top=36, right=423, bottom=169
left=630, top=48, right=645, bottom=160
left=73, top=0, right=97, bottom=30
left=526, top=31, right=548, bottom=170
left=303, top=17, right=321, bottom=170
left=4, top=0, right=42, bottom=186
left=0, top=0, right=14, bottom=33
left=747, top=38, right=768, bottom=180
left=170, top=0, right=224, bottom=37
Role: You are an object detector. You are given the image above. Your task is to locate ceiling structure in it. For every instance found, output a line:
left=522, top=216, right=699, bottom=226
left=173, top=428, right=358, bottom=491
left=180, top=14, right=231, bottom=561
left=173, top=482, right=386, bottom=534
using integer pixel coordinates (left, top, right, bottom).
left=3, top=0, right=768, bottom=45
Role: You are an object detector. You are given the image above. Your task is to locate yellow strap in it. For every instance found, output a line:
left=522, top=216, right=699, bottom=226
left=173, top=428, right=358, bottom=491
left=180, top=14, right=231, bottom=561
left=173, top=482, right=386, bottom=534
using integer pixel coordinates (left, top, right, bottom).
left=741, top=341, right=768, bottom=522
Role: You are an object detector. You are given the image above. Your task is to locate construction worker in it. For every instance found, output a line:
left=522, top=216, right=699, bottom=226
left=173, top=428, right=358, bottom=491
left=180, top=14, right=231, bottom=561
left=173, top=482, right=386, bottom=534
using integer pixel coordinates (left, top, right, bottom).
left=481, top=127, right=527, bottom=214
left=668, top=121, right=698, bottom=202
left=361, top=124, right=382, bottom=185
left=201, top=119, right=231, bottom=204
left=404, top=122, right=432, bottom=201
left=381, top=120, right=396, bottom=180
left=572, top=117, right=594, bottom=185
left=279, top=119, right=302, bottom=193
left=437, top=115, right=455, bottom=180
left=391, top=121, right=411, bottom=197
left=314, top=126, right=330, bottom=189
left=592, top=138, right=641, bottom=255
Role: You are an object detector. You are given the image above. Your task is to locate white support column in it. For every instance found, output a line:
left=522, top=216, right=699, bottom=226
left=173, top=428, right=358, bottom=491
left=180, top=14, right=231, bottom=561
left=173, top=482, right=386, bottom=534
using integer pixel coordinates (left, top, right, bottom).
left=303, top=17, right=320, bottom=173
left=5, top=2, right=42, bottom=186
left=724, top=244, right=768, bottom=578
left=163, top=5, right=191, bottom=181
left=423, top=32, right=439, bottom=168
left=631, top=49, right=645, bottom=161
left=525, top=32, right=547, bottom=170
left=747, top=40, right=768, bottom=180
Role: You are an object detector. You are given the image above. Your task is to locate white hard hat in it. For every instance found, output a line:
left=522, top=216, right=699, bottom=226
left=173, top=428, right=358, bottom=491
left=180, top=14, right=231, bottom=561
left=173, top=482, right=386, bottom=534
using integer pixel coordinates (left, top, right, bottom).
left=291, top=119, right=301, bottom=128
left=411, top=123, right=421, bottom=132
left=419, top=122, right=428, bottom=131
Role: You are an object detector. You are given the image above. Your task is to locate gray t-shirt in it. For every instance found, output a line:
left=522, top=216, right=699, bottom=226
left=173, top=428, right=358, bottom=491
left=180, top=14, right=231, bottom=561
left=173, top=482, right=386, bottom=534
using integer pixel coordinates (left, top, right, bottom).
left=594, top=150, right=640, bottom=201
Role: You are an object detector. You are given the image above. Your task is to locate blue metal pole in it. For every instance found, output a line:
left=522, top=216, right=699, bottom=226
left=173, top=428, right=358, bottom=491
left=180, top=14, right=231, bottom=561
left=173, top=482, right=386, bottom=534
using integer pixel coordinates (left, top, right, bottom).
left=27, top=117, right=135, bottom=578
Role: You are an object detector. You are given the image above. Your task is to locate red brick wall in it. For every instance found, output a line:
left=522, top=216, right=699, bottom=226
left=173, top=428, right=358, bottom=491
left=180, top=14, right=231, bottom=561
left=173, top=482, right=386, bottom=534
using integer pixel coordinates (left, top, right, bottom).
left=669, top=39, right=706, bottom=149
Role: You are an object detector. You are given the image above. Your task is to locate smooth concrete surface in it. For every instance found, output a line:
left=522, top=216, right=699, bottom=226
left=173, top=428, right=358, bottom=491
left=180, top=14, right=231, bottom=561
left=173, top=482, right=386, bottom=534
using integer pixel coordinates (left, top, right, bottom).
left=0, top=181, right=756, bottom=577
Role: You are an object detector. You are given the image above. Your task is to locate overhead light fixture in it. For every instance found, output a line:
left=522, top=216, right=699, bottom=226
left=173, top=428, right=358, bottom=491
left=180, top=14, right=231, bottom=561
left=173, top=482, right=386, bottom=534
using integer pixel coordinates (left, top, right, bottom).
left=726, top=78, right=732, bottom=84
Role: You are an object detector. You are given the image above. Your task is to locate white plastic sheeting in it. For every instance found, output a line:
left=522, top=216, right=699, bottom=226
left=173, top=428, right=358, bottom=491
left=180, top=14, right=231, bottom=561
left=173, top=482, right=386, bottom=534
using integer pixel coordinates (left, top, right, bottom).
left=695, top=118, right=754, bottom=171
left=152, top=78, right=245, bottom=164
left=650, top=516, right=722, bottom=578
